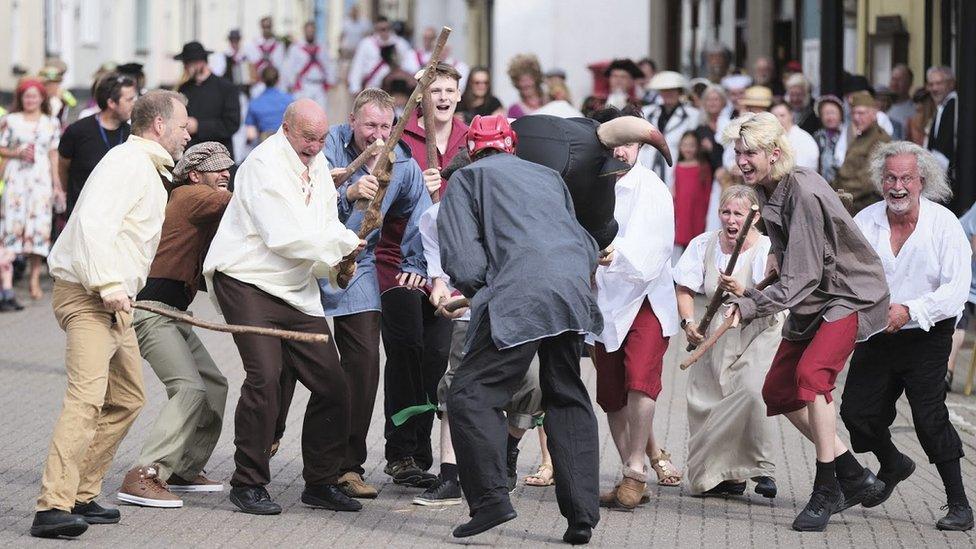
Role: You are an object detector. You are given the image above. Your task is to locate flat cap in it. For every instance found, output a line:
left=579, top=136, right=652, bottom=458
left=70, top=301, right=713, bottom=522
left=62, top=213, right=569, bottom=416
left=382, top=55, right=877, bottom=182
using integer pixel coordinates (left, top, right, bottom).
left=173, top=142, right=234, bottom=183
left=848, top=90, right=876, bottom=108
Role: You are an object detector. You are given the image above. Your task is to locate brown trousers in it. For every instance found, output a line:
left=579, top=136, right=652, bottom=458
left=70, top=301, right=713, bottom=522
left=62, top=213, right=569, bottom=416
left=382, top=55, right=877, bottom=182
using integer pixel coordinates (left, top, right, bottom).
left=37, top=280, right=145, bottom=511
left=212, top=272, right=349, bottom=487
left=274, top=311, right=381, bottom=477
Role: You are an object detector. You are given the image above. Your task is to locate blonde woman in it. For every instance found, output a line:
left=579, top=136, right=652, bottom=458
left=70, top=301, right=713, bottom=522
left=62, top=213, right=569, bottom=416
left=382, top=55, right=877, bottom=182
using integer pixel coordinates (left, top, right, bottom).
left=721, top=112, right=889, bottom=531
left=674, top=185, right=784, bottom=498
left=505, top=54, right=544, bottom=119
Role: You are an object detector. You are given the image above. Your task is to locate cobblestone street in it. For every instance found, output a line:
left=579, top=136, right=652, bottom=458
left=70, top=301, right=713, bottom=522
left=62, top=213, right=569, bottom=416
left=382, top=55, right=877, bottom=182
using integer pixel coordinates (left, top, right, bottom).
left=1, top=285, right=974, bottom=547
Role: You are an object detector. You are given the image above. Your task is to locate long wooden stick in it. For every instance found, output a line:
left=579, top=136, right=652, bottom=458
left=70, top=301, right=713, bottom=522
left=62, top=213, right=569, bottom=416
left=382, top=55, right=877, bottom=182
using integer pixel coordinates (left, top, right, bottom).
left=440, top=295, right=469, bottom=313
left=422, top=90, right=441, bottom=203
left=686, top=205, right=760, bottom=352
left=133, top=302, right=329, bottom=343
left=679, top=272, right=778, bottom=370
left=332, top=139, right=385, bottom=187
left=334, top=26, right=452, bottom=288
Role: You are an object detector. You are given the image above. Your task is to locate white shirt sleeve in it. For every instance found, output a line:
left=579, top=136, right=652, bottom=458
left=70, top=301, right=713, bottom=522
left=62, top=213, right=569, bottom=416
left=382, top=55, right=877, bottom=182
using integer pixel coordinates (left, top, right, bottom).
left=604, top=169, right=674, bottom=284
left=903, top=212, right=973, bottom=330
left=419, top=203, right=447, bottom=282
left=673, top=232, right=711, bottom=293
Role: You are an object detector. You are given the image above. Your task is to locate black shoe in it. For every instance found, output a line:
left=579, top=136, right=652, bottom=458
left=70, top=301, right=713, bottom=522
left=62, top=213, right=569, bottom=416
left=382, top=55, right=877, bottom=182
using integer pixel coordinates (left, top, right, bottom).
left=937, top=503, right=974, bottom=531
left=753, top=476, right=777, bottom=498
left=0, top=298, right=23, bottom=312
left=229, top=486, right=282, bottom=515
left=413, top=478, right=462, bottom=506
left=837, top=468, right=886, bottom=511
left=384, top=457, right=438, bottom=488
left=71, top=500, right=121, bottom=524
left=563, top=524, right=592, bottom=545
left=946, top=370, right=954, bottom=393
left=791, top=483, right=844, bottom=532
left=301, top=483, right=362, bottom=512
left=507, top=445, right=520, bottom=493
left=452, top=503, right=517, bottom=538
left=867, top=454, right=915, bottom=508
left=29, top=510, right=89, bottom=538
left=702, top=480, right=746, bottom=496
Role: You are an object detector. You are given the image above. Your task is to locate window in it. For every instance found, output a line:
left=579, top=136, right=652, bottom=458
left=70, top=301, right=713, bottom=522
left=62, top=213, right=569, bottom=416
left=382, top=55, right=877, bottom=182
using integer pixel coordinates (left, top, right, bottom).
left=135, top=0, right=150, bottom=54
left=79, top=0, right=101, bottom=46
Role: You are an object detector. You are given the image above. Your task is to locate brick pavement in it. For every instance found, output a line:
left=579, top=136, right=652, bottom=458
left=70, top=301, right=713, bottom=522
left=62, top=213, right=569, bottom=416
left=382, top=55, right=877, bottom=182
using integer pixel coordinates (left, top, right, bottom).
left=1, top=282, right=974, bottom=547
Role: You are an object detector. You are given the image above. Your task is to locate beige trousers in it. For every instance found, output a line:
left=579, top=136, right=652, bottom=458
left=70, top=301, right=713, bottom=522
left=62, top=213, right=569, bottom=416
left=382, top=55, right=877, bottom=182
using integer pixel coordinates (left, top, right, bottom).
left=36, top=280, right=145, bottom=511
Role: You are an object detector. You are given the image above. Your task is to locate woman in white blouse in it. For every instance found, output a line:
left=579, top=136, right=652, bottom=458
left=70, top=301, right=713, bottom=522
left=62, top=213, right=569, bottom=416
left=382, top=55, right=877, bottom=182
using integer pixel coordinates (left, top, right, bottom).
left=674, top=184, right=786, bottom=497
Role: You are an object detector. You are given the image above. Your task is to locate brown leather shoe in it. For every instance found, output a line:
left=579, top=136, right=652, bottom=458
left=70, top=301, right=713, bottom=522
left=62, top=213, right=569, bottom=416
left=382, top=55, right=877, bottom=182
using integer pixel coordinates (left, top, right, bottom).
left=117, top=464, right=183, bottom=508
left=338, top=472, right=378, bottom=499
left=615, top=474, right=648, bottom=509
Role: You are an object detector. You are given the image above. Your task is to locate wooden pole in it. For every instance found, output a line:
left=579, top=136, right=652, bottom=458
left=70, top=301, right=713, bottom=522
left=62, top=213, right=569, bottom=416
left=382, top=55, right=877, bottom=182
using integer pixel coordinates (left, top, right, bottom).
left=686, top=204, right=759, bottom=352
left=331, top=138, right=385, bottom=187
left=422, top=90, right=441, bottom=203
left=133, top=302, right=329, bottom=343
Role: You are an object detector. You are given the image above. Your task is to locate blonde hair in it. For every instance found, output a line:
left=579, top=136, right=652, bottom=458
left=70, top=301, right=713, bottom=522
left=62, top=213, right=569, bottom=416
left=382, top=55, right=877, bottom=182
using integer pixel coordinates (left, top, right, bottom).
left=720, top=112, right=796, bottom=180
left=719, top=184, right=760, bottom=210
left=353, top=87, right=395, bottom=114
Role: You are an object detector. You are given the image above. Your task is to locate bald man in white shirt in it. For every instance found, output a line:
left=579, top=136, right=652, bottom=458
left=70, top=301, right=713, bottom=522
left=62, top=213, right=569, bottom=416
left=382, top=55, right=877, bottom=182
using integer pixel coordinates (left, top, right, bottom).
left=204, top=99, right=364, bottom=516
left=840, top=141, right=973, bottom=532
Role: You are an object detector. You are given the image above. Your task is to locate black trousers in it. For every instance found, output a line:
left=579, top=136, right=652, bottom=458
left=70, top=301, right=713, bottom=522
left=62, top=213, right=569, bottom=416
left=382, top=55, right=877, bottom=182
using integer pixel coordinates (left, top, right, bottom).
left=840, top=318, right=964, bottom=465
left=274, top=311, right=381, bottom=476
left=212, top=272, right=349, bottom=487
left=381, top=286, right=451, bottom=469
left=448, top=313, right=600, bottom=528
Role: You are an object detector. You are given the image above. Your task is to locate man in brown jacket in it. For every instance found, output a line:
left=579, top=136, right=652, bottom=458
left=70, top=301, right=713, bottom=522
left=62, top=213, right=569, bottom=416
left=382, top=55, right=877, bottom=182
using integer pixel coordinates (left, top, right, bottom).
left=116, top=142, right=234, bottom=509
left=833, top=91, right=891, bottom=213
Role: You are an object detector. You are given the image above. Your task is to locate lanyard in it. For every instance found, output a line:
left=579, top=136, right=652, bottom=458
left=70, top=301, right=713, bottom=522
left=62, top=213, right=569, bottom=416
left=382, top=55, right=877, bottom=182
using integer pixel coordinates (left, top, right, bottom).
left=96, top=117, right=126, bottom=150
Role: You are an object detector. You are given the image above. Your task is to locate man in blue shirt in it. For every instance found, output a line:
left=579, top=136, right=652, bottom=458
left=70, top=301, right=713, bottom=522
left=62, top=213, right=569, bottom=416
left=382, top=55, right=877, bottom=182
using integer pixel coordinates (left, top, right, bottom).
left=273, top=88, right=431, bottom=498
left=244, top=67, right=293, bottom=143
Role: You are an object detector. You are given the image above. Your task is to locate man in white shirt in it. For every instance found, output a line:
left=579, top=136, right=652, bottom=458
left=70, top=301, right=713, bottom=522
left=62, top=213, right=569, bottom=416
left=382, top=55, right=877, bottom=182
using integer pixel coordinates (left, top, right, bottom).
left=32, top=90, right=190, bottom=539
left=203, top=99, right=363, bottom=516
left=841, top=141, right=973, bottom=532
left=244, top=15, right=286, bottom=96
left=285, top=21, right=336, bottom=112
left=347, top=16, right=419, bottom=95
left=770, top=99, right=819, bottom=170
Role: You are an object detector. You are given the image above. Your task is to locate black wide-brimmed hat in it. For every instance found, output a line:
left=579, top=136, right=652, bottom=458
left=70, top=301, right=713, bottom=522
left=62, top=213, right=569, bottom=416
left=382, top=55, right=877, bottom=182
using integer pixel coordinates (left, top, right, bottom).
left=174, top=41, right=213, bottom=62
left=603, top=58, right=643, bottom=79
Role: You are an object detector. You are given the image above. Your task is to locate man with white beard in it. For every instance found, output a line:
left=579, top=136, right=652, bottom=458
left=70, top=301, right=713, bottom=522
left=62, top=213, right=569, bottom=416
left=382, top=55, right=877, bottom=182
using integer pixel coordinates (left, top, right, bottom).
left=841, top=141, right=973, bottom=532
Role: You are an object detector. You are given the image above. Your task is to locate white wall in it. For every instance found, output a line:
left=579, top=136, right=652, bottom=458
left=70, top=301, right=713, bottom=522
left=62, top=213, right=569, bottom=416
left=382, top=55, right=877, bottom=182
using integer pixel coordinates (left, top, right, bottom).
left=411, top=0, right=470, bottom=64
left=491, top=0, right=651, bottom=109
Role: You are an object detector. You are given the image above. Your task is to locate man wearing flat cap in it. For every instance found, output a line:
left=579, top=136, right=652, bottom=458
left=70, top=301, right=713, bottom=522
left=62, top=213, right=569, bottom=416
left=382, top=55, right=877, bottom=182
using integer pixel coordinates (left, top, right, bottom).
left=833, top=90, right=891, bottom=213
left=116, top=142, right=234, bottom=509
left=176, top=41, right=242, bottom=159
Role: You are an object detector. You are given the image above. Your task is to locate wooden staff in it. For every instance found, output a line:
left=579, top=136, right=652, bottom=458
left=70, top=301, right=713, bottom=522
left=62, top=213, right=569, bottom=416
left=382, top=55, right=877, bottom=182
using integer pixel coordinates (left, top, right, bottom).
left=680, top=272, right=778, bottom=370
left=334, top=26, right=453, bottom=288
left=439, top=295, right=469, bottom=314
left=133, top=302, right=329, bottom=343
left=421, top=90, right=441, bottom=203
left=686, top=204, right=760, bottom=352
left=332, top=139, right=385, bottom=187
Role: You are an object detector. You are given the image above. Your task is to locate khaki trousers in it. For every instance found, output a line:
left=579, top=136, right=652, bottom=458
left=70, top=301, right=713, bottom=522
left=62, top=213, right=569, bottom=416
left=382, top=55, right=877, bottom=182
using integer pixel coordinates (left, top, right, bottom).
left=133, top=306, right=227, bottom=480
left=37, top=280, right=145, bottom=511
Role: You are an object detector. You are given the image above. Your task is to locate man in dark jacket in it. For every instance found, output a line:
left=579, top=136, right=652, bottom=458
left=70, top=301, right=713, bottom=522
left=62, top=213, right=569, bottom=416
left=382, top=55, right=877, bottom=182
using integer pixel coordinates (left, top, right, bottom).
left=439, top=115, right=601, bottom=545
left=175, top=41, right=241, bottom=158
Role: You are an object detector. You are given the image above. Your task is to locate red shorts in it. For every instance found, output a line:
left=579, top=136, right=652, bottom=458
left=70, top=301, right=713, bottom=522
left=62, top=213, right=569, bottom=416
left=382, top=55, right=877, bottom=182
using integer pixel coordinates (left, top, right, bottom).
left=762, top=313, right=858, bottom=416
left=592, top=299, right=669, bottom=413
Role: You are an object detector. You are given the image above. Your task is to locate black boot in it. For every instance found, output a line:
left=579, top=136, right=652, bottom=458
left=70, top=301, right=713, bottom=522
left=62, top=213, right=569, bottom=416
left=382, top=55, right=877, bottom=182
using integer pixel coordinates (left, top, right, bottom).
left=452, top=502, right=517, bottom=538
left=71, top=500, right=121, bottom=524
left=837, top=468, right=886, bottom=510
left=753, top=476, right=777, bottom=498
left=937, top=503, right=974, bottom=531
left=229, top=486, right=282, bottom=515
left=506, top=442, right=520, bottom=493
left=29, top=510, right=88, bottom=538
left=702, top=480, right=746, bottom=497
left=563, top=523, right=592, bottom=544
left=302, top=484, right=363, bottom=512
left=866, top=454, right=915, bottom=508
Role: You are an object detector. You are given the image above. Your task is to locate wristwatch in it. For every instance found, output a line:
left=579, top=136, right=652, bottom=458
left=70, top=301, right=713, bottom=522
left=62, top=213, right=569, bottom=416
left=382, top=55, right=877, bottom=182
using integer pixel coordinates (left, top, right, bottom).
left=680, top=318, right=695, bottom=329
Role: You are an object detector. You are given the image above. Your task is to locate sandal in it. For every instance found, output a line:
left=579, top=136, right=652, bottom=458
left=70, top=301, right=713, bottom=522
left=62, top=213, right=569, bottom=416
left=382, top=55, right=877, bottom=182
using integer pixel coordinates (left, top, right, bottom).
left=523, top=463, right=555, bottom=487
left=649, top=449, right=682, bottom=487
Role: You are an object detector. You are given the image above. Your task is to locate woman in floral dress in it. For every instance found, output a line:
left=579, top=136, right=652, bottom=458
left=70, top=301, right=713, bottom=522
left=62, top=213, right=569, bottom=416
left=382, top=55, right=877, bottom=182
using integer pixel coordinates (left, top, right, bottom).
left=0, top=79, right=63, bottom=299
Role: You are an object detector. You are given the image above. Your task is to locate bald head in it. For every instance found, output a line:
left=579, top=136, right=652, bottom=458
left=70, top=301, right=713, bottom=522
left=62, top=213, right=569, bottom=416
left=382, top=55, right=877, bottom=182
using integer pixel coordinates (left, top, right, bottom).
left=282, top=98, right=329, bottom=166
